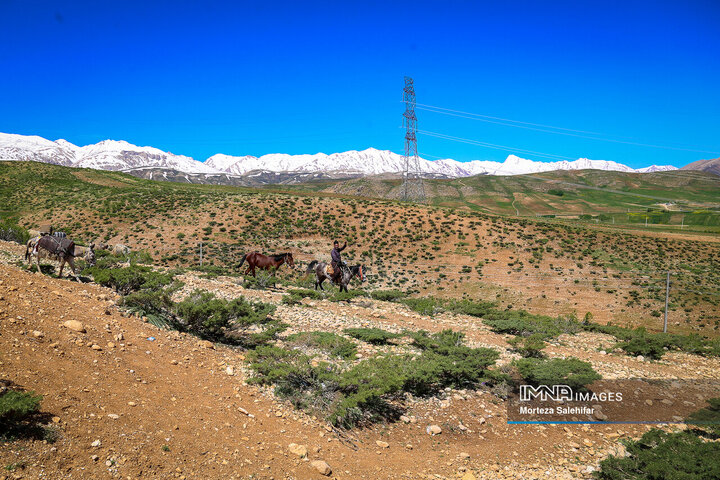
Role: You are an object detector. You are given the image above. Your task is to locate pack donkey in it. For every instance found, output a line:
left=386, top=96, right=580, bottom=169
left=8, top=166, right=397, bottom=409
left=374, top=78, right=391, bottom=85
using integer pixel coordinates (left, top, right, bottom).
left=25, top=235, right=81, bottom=280
left=306, top=261, right=366, bottom=292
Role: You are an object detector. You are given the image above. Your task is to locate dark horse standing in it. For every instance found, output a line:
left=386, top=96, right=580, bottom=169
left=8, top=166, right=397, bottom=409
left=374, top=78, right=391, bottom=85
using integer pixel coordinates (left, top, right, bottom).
left=238, top=251, right=294, bottom=277
left=306, top=260, right=366, bottom=292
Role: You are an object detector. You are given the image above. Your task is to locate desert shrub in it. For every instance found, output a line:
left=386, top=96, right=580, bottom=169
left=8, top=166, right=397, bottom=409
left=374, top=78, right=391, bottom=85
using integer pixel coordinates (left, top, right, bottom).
left=508, top=333, right=547, bottom=358
left=0, top=388, right=55, bottom=443
left=614, top=333, right=668, bottom=360
left=87, top=265, right=174, bottom=295
left=249, top=328, right=503, bottom=428
left=483, top=309, right=581, bottom=340
left=122, top=289, right=177, bottom=330
left=344, top=327, right=400, bottom=345
left=406, top=330, right=501, bottom=395
left=0, top=219, right=29, bottom=244
left=329, top=289, right=365, bottom=302
left=594, top=430, right=720, bottom=480
left=0, top=390, right=41, bottom=426
left=288, top=288, right=324, bottom=300
left=400, top=297, right=444, bottom=316
left=370, top=289, right=407, bottom=302
left=333, top=355, right=409, bottom=427
left=286, top=331, right=357, bottom=360
left=515, top=357, right=601, bottom=391
left=686, top=397, right=720, bottom=435
left=175, top=290, right=282, bottom=346
left=243, top=272, right=278, bottom=290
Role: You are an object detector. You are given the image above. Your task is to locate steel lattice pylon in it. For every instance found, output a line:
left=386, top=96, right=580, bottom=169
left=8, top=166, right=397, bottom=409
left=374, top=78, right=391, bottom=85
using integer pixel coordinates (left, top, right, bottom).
left=401, top=76, right=425, bottom=202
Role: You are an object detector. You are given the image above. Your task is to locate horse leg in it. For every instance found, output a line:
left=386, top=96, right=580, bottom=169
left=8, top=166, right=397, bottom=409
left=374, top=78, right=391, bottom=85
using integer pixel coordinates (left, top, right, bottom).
left=58, top=258, right=65, bottom=278
left=34, top=254, right=41, bottom=275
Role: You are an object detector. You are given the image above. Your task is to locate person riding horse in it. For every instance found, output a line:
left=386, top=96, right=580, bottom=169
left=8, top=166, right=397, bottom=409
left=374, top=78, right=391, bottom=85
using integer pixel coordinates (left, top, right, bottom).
left=330, top=240, right=347, bottom=283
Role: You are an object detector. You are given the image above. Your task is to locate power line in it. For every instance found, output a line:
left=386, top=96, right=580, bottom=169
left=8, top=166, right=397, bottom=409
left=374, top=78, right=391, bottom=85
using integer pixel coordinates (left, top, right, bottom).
left=416, top=102, right=720, bottom=155
left=418, top=129, right=575, bottom=162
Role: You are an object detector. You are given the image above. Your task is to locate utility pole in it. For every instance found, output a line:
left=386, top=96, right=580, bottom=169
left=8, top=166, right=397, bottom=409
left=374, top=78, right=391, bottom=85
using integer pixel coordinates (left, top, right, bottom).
left=401, top=76, right=425, bottom=203
left=663, top=271, right=670, bottom=333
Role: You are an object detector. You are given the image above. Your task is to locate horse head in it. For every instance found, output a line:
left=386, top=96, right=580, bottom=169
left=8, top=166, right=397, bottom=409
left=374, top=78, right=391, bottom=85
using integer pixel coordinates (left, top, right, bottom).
left=285, top=253, right=295, bottom=267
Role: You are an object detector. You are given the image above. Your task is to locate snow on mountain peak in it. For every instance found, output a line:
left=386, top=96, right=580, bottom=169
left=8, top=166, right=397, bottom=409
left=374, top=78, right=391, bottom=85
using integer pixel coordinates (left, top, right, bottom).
left=0, top=132, right=680, bottom=178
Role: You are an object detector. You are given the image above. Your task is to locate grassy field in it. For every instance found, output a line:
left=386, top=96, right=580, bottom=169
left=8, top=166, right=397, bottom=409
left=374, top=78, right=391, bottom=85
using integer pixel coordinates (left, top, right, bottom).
left=320, top=169, right=720, bottom=234
left=2, top=160, right=720, bottom=337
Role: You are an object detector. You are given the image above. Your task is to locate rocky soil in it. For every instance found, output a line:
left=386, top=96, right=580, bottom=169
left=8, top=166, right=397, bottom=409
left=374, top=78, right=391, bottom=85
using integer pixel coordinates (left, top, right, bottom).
left=1, top=240, right=719, bottom=479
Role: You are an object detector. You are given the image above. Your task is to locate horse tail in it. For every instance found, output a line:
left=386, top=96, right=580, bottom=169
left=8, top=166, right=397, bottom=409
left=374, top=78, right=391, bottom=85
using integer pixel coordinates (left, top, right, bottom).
left=237, top=253, right=247, bottom=269
left=306, top=260, right=318, bottom=275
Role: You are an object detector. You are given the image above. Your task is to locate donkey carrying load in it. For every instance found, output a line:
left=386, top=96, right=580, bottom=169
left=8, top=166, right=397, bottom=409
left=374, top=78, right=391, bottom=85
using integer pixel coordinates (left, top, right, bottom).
left=24, top=234, right=84, bottom=280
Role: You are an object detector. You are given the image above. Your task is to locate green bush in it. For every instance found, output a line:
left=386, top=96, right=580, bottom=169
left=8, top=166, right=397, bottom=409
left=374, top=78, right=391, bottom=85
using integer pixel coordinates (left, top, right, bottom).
left=0, top=390, right=41, bottom=425
left=87, top=265, right=174, bottom=295
left=686, top=397, right=720, bottom=435
left=0, top=388, right=54, bottom=442
left=515, top=357, right=601, bottom=391
left=370, top=289, right=407, bottom=302
left=400, top=297, right=444, bottom=316
left=406, top=330, right=501, bottom=395
left=286, top=331, right=358, bottom=360
left=249, top=328, right=503, bottom=428
left=175, top=290, right=282, bottom=346
left=329, top=289, right=365, bottom=302
left=508, top=333, right=547, bottom=358
left=333, top=355, right=409, bottom=427
left=594, top=430, right=720, bottom=480
left=344, top=327, right=400, bottom=345
left=483, top=309, right=581, bottom=340
left=122, top=289, right=177, bottom=330
left=0, top=219, right=30, bottom=244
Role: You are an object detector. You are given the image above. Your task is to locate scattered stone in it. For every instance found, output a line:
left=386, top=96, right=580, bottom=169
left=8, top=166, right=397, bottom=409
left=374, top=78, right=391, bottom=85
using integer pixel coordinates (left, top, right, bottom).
left=426, top=425, right=442, bottom=435
left=288, top=443, right=308, bottom=458
left=461, top=473, right=477, bottom=480
left=32, top=330, right=44, bottom=338
left=225, top=366, right=235, bottom=376
left=91, top=439, right=101, bottom=447
left=108, top=414, right=119, bottom=420
left=63, top=320, right=85, bottom=332
left=91, top=344, right=102, bottom=351
left=310, top=460, right=332, bottom=476
left=376, top=440, right=389, bottom=449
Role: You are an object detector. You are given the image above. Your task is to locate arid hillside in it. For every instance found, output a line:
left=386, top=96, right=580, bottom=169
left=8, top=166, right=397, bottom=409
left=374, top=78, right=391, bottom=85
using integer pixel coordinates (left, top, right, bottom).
left=2, top=161, right=719, bottom=336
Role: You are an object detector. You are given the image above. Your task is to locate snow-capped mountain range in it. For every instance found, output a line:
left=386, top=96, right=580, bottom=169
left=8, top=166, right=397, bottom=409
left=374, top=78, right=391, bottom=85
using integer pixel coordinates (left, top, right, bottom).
left=0, top=132, right=677, bottom=179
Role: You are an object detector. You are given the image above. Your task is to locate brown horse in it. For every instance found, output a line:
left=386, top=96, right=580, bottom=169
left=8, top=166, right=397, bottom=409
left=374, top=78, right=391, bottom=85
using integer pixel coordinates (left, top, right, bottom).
left=237, top=252, right=295, bottom=277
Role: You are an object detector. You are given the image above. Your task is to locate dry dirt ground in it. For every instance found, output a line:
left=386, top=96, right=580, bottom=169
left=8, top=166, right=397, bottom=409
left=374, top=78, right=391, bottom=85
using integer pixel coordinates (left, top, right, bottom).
left=1, top=241, right=719, bottom=480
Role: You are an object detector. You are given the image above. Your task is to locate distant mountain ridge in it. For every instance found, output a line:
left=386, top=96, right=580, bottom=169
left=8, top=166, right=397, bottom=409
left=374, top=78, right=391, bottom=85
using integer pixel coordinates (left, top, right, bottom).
left=681, top=157, right=720, bottom=177
left=0, top=132, right=678, bottom=182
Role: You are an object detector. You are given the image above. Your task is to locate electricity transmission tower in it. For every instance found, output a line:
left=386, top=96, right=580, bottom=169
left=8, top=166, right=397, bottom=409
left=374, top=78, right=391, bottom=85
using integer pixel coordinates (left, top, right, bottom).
left=401, top=76, right=425, bottom=202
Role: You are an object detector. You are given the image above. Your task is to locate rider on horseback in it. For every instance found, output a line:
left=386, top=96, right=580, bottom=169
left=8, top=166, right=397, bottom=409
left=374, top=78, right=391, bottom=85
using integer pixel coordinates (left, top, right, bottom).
left=330, top=240, right=347, bottom=283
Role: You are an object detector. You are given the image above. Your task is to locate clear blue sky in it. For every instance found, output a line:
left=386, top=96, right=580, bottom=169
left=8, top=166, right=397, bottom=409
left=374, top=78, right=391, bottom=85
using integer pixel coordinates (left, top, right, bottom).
left=1, top=0, right=719, bottom=167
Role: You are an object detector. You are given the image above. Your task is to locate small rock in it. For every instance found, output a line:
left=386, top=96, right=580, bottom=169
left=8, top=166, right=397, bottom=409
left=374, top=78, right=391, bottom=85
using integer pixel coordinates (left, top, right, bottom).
left=91, top=344, right=102, bottom=351
left=32, top=330, right=44, bottom=338
left=63, top=320, right=85, bottom=332
left=288, top=443, right=308, bottom=458
left=310, top=460, right=332, bottom=476
left=225, top=366, right=235, bottom=376
left=461, top=473, right=477, bottom=480
left=426, top=425, right=442, bottom=435
left=376, top=440, right=389, bottom=449
left=107, top=414, right=119, bottom=419
left=91, top=439, right=101, bottom=447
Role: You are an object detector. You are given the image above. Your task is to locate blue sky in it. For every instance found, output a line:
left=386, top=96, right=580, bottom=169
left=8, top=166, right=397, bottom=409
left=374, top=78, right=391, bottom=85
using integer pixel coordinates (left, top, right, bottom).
left=1, top=0, right=719, bottom=168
